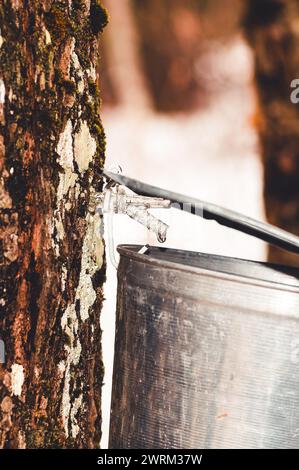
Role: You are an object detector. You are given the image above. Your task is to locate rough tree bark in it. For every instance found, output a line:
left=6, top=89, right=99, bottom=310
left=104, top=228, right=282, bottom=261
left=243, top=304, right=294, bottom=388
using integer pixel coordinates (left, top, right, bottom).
left=0, top=0, right=108, bottom=448
left=244, top=0, right=299, bottom=265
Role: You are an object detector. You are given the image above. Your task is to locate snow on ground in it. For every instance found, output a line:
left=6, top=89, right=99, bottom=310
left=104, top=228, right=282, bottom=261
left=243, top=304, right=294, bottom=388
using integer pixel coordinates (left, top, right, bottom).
left=100, top=36, right=267, bottom=448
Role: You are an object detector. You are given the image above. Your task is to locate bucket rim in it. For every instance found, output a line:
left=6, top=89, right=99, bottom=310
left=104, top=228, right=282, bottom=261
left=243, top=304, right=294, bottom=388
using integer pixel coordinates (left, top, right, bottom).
left=117, top=244, right=299, bottom=294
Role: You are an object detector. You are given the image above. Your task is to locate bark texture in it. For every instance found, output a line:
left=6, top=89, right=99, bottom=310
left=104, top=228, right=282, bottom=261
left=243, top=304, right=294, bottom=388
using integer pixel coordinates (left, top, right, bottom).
left=244, top=0, right=299, bottom=265
left=0, top=0, right=108, bottom=448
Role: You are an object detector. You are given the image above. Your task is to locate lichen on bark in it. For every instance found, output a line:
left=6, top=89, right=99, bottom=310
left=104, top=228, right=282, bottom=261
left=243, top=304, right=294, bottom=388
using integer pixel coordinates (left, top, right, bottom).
left=0, top=0, right=108, bottom=448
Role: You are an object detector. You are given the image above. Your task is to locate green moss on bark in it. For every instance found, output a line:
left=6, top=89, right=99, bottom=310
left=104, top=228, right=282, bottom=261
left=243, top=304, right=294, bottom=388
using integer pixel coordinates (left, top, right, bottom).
left=0, top=0, right=108, bottom=449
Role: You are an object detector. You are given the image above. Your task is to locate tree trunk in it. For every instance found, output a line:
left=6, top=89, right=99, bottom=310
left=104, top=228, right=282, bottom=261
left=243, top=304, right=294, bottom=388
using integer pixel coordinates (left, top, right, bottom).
left=244, top=0, right=299, bottom=265
left=0, top=0, right=108, bottom=448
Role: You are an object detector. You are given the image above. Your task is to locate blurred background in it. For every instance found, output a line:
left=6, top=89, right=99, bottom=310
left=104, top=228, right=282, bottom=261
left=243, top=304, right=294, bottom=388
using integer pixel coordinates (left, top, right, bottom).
left=99, top=0, right=299, bottom=447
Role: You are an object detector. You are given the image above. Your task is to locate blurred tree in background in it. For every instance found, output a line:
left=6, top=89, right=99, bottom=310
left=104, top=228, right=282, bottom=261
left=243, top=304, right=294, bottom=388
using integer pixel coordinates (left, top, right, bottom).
left=101, top=0, right=152, bottom=109
left=244, top=0, right=299, bottom=265
left=101, top=0, right=242, bottom=112
left=133, top=0, right=241, bottom=111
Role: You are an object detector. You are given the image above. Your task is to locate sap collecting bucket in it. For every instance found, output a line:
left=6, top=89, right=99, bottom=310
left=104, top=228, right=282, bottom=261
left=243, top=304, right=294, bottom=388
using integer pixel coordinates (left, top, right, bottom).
left=109, top=245, right=299, bottom=449
left=104, top=171, right=299, bottom=449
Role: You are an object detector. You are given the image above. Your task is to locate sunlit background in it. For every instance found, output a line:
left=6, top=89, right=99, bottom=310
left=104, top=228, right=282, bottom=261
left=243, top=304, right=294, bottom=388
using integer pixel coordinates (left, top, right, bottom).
left=99, top=0, right=268, bottom=448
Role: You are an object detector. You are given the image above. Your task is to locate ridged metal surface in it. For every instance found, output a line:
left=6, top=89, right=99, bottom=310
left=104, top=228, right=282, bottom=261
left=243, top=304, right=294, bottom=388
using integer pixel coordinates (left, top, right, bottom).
left=109, top=245, right=299, bottom=449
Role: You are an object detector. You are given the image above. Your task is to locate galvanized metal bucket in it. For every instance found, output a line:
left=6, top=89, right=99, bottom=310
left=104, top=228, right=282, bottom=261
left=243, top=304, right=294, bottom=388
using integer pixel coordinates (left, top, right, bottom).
left=109, top=244, right=299, bottom=449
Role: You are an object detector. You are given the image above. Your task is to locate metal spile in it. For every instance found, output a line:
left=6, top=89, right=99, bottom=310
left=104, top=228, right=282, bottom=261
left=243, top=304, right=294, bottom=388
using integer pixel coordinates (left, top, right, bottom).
left=104, top=169, right=299, bottom=256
